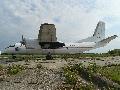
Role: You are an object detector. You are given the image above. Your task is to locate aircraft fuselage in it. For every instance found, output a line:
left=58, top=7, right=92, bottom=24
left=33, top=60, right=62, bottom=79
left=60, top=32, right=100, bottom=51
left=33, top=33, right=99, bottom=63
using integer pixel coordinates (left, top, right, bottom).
left=3, top=42, right=95, bottom=54
left=2, top=21, right=117, bottom=54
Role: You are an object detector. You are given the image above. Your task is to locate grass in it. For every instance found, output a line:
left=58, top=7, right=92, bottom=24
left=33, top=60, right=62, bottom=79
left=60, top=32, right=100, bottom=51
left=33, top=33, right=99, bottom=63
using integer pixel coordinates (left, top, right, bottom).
left=86, top=63, right=120, bottom=85
left=0, top=65, right=3, bottom=70
left=62, top=65, right=95, bottom=90
left=97, top=65, right=120, bottom=84
left=0, top=50, right=120, bottom=61
left=63, top=63, right=120, bottom=89
left=7, top=65, right=24, bottom=75
left=1, top=52, right=120, bottom=83
left=63, top=67, right=77, bottom=85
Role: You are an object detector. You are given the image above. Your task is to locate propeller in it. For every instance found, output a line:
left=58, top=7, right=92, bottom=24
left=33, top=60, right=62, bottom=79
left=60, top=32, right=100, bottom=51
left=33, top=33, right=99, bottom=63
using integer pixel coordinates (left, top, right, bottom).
left=22, top=35, right=24, bottom=41
left=20, top=35, right=26, bottom=47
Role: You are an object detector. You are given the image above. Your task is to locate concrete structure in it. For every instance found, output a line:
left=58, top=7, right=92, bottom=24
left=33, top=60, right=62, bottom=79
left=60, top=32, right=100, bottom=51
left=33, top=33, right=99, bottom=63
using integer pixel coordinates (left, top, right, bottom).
left=38, top=23, right=57, bottom=42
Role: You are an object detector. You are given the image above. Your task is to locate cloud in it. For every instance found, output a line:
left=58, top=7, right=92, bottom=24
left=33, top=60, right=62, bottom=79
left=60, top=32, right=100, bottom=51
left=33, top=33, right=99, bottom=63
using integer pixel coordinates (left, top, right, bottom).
left=0, top=0, right=120, bottom=52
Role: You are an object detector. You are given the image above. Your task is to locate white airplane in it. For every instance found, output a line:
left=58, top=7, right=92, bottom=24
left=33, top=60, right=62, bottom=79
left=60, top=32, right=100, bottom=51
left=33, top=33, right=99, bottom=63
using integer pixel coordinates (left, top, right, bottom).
left=3, top=21, right=117, bottom=55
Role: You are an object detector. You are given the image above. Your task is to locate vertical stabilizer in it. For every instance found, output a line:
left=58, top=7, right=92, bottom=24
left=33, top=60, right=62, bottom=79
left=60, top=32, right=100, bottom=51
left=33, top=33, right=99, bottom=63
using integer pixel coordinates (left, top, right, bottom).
left=93, top=21, right=105, bottom=41
left=77, top=21, right=105, bottom=43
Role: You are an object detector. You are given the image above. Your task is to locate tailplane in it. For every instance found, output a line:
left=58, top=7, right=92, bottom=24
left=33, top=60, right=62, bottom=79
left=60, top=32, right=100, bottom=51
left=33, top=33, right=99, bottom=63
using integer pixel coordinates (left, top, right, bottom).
left=94, top=35, right=118, bottom=48
left=77, top=21, right=105, bottom=43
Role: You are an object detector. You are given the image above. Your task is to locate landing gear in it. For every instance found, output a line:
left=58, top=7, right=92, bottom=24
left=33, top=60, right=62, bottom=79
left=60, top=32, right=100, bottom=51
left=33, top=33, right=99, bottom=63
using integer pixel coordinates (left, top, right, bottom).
left=46, top=52, right=53, bottom=60
left=12, top=53, right=16, bottom=59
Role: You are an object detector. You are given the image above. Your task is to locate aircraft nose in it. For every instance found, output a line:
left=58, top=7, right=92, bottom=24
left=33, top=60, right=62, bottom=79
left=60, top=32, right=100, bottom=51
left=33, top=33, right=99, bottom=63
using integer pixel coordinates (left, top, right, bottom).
left=114, top=35, right=118, bottom=37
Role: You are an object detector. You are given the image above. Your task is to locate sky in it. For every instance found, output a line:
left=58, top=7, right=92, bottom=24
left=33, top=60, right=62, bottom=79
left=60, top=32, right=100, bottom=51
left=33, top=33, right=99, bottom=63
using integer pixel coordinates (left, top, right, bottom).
left=0, top=0, right=120, bottom=53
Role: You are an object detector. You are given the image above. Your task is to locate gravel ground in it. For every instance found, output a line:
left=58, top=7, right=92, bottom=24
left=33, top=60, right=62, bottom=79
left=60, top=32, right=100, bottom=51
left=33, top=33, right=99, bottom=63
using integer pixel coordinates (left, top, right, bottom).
left=0, top=67, right=64, bottom=90
left=0, top=56, right=120, bottom=90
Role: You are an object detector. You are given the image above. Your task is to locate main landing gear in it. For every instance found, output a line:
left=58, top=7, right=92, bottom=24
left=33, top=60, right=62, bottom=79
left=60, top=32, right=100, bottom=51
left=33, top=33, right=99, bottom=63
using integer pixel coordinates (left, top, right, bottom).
left=12, top=53, right=16, bottom=59
left=46, top=52, right=53, bottom=60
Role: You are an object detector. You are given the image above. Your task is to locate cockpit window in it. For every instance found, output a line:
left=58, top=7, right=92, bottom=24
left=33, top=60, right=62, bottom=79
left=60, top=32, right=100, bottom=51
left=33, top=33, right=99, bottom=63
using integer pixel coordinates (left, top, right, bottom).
left=5, top=45, right=15, bottom=49
left=9, top=45, right=15, bottom=47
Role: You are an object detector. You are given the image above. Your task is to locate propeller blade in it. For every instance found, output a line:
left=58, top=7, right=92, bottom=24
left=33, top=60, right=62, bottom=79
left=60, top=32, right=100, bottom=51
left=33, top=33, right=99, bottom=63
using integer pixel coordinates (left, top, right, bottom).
left=22, top=35, right=24, bottom=41
left=20, top=42, right=22, bottom=47
left=20, top=35, right=27, bottom=48
left=20, top=35, right=25, bottom=46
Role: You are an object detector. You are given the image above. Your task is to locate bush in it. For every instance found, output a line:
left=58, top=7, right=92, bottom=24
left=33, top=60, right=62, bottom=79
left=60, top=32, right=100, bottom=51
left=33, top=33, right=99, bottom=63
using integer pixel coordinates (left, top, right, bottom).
left=36, top=63, right=42, bottom=69
left=79, top=84, right=93, bottom=90
left=7, top=65, right=24, bottom=75
left=0, top=65, right=3, bottom=70
left=64, top=69, right=77, bottom=85
left=87, top=63, right=101, bottom=73
left=61, top=55, right=69, bottom=60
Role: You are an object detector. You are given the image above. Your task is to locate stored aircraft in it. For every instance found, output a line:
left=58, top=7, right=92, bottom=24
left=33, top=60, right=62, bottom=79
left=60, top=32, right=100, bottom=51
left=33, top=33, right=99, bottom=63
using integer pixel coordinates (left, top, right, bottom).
left=3, top=21, right=117, bottom=55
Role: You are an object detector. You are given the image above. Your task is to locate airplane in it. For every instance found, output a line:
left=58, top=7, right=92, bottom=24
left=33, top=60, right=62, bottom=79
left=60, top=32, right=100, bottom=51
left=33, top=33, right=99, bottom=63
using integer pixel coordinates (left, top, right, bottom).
left=2, top=21, right=117, bottom=55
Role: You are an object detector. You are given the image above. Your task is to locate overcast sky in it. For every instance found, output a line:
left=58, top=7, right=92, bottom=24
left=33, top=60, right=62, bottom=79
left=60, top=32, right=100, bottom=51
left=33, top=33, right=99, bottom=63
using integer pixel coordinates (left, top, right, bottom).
left=0, top=0, right=120, bottom=53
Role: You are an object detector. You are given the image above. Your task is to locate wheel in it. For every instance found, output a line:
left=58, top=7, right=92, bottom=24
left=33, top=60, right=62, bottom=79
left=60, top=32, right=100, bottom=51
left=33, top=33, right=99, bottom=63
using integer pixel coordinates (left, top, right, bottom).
left=46, top=52, right=53, bottom=60
left=12, top=53, right=16, bottom=59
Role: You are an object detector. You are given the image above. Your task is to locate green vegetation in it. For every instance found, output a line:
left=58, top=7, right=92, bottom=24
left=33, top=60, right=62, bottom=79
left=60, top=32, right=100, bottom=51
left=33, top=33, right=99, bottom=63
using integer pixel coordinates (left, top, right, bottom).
left=1, top=49, right=120, bottom=61
left=63, top=67, right=77, bottom=85
left=108, top=49, right=120, bottom=56
left=0, top=54, right=45, bottom=60
left=79, top=84, right=94, bottom=90
left=63, top=64, right=95, bottom=90
left=61, top=49, right=120, bottom=59
left=97, top=65, right=120, bottom=84
left=63, top=63, right=120, bottom=89
left=7, top=65, right=24, bottom=75
left=85, top=63, right=120, bottom=85
left=0, top=65, right=3, bottom=70
left=83, top=62, right=120, bottom=84
left=36, top=63, right=42, bottom=69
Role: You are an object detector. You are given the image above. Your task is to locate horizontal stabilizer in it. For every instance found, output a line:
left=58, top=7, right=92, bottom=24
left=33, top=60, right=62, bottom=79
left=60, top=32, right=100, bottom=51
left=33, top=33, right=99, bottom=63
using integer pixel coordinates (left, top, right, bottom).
left=95, top=35, right=118, bottom=48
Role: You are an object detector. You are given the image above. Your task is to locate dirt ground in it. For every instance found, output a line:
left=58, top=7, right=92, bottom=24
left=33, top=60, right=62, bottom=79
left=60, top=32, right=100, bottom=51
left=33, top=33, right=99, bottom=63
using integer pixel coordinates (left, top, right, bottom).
left=0, top=56, right=120, bottom=90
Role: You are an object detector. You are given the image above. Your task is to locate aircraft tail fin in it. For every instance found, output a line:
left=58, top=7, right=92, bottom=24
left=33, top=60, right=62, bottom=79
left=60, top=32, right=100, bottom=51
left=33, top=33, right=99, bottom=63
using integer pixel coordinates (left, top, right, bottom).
left=93, top=21, right=105, bottom=40
left=77, top=21, right=105, bottom=43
